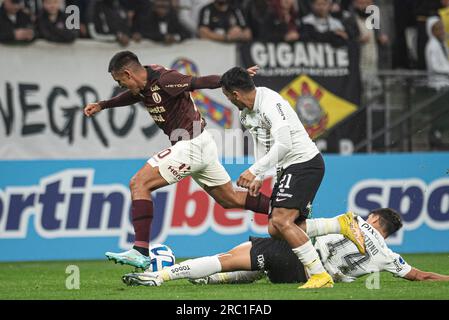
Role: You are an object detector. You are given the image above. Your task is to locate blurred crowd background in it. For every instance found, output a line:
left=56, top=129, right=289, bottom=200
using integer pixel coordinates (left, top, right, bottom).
left=2, top=0, right=448, bottom=68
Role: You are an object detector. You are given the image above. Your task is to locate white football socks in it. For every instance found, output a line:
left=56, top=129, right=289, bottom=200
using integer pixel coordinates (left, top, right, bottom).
left=292, top=240, right=326, bottom=276
left=159, top=256, right=222, bottom=281
left=207, top=271, right=264, bottom=284
left=305, top=217, right=341, bottom=238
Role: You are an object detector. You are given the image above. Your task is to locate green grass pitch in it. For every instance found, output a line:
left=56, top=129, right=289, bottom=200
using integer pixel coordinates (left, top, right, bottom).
left=1, top=254, right=449, bottom=300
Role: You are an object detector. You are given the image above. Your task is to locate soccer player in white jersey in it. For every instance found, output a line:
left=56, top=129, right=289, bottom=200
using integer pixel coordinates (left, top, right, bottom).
left=122, top=208, right=449, bottom=287
left=219, top=66, right=364, bottom=289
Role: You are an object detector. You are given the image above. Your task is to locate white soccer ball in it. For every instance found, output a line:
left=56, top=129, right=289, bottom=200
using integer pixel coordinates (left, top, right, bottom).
left=147, top=243, right=175, bottom=272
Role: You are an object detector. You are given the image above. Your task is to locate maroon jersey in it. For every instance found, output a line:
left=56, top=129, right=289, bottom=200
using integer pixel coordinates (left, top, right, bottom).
left=99, top=64, right=221, bottom=145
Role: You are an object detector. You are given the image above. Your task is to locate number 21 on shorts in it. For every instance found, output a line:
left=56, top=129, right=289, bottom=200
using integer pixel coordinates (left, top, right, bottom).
left=278, top=174, right=292, bottom=189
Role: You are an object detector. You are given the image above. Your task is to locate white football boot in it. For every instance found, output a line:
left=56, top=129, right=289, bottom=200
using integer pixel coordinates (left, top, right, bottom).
left=122, top=272, right=163, bottom=287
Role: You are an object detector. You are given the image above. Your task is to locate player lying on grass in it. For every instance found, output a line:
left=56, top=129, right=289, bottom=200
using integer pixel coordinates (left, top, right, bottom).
left=123, top=210, right=364, bottom=287
left=122, top=208, right=449, bottom=286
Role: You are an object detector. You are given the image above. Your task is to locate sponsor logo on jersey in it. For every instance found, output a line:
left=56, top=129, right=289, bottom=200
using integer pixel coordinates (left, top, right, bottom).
left=152, top=92, right=162, bottom=104
left=363, top=234, right=380, bottom=256
left=148, top=106, right=166, bottom=114
left=275, top=103, right=286, bottom=120
left=261, top=112, right=272, bottom=128
left=167, top=164, right=191, bottom=181
left=165, top=83, right=189, bottom=89
left=151, top=85, right=161, bottom=92
left=393, top=259, right=404, bottom=273
left=151, top=114, right=165, bottom=123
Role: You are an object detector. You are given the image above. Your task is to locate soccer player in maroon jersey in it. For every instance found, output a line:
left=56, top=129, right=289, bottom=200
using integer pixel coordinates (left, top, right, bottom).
left=83, top=51, right=270, bottom=269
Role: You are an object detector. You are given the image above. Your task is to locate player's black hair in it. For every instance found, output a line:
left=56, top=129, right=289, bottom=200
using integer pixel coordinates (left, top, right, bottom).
left=220, top=67, right=255, bottom=93
left=369, top=208, right=403, bottom=237
left=108, top=51, right=141, bottom=73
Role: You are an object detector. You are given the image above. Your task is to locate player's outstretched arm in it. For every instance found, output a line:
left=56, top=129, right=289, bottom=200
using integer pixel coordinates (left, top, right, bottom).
left=91, top=90, right=141, bottom=114
left=404, top=267, right=449, bottom=281
left=189, top=65, right=259, bottom=91
left=83, top=90, right=141, bottom=117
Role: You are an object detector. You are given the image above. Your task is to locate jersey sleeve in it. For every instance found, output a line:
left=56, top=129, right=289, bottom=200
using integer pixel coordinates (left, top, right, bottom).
left=248, top=101, right=293, bottom=176
left=249, top=125, right=292, bottom=177
left=382, top=250, right=412, bottom=278
left=159, top=69, right=194, bottom=97
left=260, top=100, right=291, bottom=133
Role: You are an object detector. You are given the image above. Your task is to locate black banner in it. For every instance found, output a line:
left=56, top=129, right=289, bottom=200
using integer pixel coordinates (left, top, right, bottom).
left=240, top=40, right=364, bottom=153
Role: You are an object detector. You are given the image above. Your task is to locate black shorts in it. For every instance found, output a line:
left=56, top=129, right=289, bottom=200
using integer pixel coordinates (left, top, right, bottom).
left=249, top=236, right=307, bottom=284
left=270, top=153, right=325, bottom=220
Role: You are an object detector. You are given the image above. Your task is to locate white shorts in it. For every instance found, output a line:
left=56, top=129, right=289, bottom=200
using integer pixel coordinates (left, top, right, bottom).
left=147, top=130, right=231, bottom=187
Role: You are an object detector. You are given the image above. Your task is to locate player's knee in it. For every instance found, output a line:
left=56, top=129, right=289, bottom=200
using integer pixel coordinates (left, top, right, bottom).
left=270, top=210, right=294, bottom=232
left=268, top=223, right=281, bottom=238
left=271, top=216, right=288, bottom=231
left=129, top=173, right=149, bottom=192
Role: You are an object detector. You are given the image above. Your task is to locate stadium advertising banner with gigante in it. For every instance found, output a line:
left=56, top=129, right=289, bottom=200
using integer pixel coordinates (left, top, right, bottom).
left=240, top=40, right=362, bottom=153
left=1, top=41, right=449, bottom=262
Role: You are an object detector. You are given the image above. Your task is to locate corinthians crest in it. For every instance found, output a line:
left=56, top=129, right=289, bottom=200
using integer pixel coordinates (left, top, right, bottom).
left=280, top=75, right=357, bottom=139
left=295, top=91, right=328, bottom=139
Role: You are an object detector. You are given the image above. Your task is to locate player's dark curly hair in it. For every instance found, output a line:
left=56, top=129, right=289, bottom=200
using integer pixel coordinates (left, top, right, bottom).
left=220, top=67, right=255, bottom=93
left=108, top=51, right=141, bottom=73
left=369, top=208, right=403, bottom=237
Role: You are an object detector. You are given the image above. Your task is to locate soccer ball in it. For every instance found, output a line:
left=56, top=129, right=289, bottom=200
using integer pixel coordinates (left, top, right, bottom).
left=147, top=243, right=175, bottom=272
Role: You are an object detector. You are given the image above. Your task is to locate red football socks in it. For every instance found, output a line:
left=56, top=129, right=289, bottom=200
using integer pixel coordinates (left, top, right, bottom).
left=131, top=199, right=154, bottom=255
left=244, top=193, right=271, bottom=214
